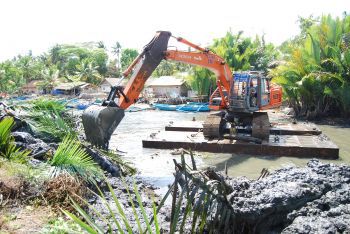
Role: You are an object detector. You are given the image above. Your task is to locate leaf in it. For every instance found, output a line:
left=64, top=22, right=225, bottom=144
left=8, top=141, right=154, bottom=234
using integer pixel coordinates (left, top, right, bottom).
left=50, top=135, right=102, bottom=183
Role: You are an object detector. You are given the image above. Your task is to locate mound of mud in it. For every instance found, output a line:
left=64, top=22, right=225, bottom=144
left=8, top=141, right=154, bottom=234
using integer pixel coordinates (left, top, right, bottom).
left=226, top=159, right=350, bottom=233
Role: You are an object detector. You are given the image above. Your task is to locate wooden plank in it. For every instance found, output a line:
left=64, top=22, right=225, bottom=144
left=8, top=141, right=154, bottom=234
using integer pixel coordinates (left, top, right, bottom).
left=142, top=131, right=339, bottom=159
left=165, top=121, right=322, bottom=135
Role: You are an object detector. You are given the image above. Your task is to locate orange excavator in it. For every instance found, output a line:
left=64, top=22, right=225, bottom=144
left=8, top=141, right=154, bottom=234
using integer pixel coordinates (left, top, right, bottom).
left=82, top=31, right=282, bottom=149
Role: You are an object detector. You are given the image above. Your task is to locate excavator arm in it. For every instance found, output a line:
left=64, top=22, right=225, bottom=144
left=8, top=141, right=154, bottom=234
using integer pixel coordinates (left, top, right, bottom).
left=82, top=31, right=233, bottom=148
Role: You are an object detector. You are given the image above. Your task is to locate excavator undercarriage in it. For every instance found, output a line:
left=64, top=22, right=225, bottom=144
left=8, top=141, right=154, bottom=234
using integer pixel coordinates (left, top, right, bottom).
left=202, top=111, right=270, bottom=141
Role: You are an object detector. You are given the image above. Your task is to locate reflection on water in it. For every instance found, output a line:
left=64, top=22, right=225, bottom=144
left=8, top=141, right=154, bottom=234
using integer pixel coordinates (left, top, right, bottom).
left=110, top=110, right=350, bottom=190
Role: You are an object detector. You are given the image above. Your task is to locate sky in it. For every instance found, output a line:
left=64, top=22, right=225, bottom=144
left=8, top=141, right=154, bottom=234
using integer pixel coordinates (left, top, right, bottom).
left=0, top=0, right=348, bottom=61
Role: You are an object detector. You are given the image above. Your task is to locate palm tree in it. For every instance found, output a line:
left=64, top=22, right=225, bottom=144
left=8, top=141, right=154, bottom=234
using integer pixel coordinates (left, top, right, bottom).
left=75, top=60, right=101, bottom=85
left=97, top=41, right=106, bottom=50
left=112, top=41, right=122, bottom=70
left=38, top=66, right=60, bottom=94
left=272, top=14, right=350, bottom=118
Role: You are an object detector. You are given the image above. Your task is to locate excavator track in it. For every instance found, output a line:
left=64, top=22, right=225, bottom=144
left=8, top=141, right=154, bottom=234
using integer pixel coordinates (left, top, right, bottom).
left=203, top=114, right=226, bottom=138
left=251, top=112, right=270, bottom=141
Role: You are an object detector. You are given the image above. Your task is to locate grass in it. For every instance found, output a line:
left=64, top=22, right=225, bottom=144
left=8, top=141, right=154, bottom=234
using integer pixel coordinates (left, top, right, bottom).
left=41, top=217, right=85, bottom=234
left=49, top=135, right=103, bottom=183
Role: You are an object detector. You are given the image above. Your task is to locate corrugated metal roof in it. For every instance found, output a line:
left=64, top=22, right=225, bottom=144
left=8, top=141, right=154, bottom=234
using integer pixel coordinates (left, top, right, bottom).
left=148, top=76, right=186, bottom=87
left=55, top=81, right=86, bottom=90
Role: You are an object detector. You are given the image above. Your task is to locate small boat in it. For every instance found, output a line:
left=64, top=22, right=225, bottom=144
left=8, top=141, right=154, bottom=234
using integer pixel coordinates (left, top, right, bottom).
left=177, top=103, right=210, bottom=112
left=153, top=103, right=210, bottom=112
left=153, top=103, right=178, bottom=111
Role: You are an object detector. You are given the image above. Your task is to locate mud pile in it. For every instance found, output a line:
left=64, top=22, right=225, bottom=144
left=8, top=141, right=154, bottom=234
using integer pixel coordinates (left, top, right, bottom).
left=226, top=159, right=350, bottom=233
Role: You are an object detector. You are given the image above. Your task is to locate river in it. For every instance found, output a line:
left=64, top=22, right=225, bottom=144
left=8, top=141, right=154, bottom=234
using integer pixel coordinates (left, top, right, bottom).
left=109, top=109, right=350, bottom=193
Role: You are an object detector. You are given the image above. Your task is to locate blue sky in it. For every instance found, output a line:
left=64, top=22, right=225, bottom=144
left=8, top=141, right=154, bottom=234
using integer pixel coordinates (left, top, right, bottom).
left=0, top=0, right=347, bottom=61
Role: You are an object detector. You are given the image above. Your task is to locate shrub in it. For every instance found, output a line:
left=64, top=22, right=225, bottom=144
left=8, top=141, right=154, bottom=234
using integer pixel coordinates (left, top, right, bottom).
left=49, top=135, right=102, bottom=183
left=0, top=117, right=30, bottom=163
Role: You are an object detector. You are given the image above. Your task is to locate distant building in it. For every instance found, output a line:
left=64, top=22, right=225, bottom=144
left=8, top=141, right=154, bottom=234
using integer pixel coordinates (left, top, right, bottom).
left=22, top=80, right=41, bottom=94
left=53, top=81, right=93, bottom=96
left=146, top=76, right=190, bottom=98
left=99, top=78, right=128, bottom=93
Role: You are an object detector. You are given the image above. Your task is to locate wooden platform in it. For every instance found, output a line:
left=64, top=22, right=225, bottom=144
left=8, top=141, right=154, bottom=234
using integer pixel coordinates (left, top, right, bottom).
left=143, top=121, right=339, bottom=159
left=165, top=121, right=322, bottom=135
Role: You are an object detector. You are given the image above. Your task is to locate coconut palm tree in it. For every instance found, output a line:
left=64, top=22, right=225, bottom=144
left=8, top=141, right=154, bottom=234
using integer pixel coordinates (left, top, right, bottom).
left=112, top=42, right=122, bottom=70
left=75, top=60, right=102, bottom=85
left=38, top=66, right=60, bottom=94
left=97, top=41, right=106, bottom=50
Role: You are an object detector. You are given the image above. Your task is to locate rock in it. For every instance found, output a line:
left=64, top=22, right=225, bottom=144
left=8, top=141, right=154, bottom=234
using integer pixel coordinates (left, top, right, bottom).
left=12, top=131, right=51, bottom=160
left=222, top=159, right=350, bottom=233
left=83, top=147, right=121, bottom=177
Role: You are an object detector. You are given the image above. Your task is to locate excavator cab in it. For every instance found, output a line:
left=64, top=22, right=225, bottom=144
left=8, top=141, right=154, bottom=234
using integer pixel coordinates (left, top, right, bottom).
left=229, top=71, right=282, bottom=111
left=227, top=71, right=282, bottom=140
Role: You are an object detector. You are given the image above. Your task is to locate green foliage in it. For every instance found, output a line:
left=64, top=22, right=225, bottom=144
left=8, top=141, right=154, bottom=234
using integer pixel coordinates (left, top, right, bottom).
left=30, top=109, right=76, bottom=141
left=186, top=67, right=216, bottom=96
left=31, top=97, right=66, bottom=112
left=41, top=217, right=84, bottom=234
left=37, top=65, right=60, bottom=93
left=49, top=135, right=102, bottom=183
left=4, top=159, right=49, bottom=185
left=211, top=31, right=278, bottom=72
left=0, top=117, right=30, bottom=163
left=27, top=101, right=75, bottom=142
left=65, top=154, right=235, bottom=233
left=272, top=14, right=350, bottom=117
left=153, top=61, right=190, bottom=77
left=186, top=31, right=278, bottom=97
left=120, top=48, right=139, bottom=72
left=63, top=178, right=164, bottom=234
left=75, top=60, right=102, bottom=85
left=0, top=61, right=25, bottom=93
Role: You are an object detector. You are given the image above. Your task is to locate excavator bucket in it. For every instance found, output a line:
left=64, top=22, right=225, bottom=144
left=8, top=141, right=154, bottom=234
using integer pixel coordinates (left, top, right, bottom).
left=82, top=105, right=125, bottom=149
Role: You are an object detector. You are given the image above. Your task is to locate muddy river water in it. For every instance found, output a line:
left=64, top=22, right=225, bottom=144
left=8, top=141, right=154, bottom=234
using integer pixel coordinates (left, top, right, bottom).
left=109, top=109, right=350, bottom=193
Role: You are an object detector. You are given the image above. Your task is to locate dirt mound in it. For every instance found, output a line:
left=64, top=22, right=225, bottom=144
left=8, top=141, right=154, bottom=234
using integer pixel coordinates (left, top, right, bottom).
left=0, top=168, right=31, bottom=201
left=43, top=174, right=88, bottom=211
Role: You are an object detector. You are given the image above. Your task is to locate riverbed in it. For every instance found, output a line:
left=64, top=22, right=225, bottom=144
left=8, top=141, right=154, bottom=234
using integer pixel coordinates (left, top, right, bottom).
left=109, top=109, right=350, bottom=193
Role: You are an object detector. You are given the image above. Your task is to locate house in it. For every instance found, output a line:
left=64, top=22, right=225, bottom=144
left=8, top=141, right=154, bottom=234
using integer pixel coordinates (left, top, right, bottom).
left=52, top=81, right=92, bottom=96
left=146, top=76, right=190, bottom=98
left=99, top=78, right=128, bottom=93
left=22, top=80, right=41, bottom=94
